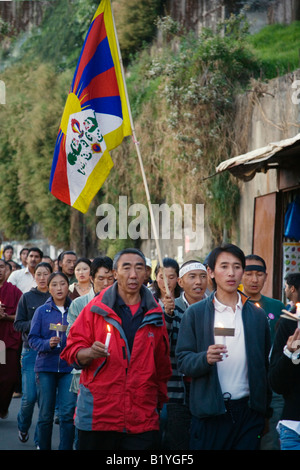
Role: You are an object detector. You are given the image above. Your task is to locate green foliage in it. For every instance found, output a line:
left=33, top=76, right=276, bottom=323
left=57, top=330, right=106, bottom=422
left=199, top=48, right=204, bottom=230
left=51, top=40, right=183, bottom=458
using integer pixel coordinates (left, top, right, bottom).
left=126, top=49, right=164, bottom=118
left=113, top=0, right=163, bottom=63
left=0, top=16, right=14, bottom=41
left=21, top=0, right=99, bottom=70
left=248, top=21, right=300, bottom=79
left=0, top=61, right=72, bottom=245
left=115, top=14, right=259, bottom=243
left=1, top=1, right=299, bottom=251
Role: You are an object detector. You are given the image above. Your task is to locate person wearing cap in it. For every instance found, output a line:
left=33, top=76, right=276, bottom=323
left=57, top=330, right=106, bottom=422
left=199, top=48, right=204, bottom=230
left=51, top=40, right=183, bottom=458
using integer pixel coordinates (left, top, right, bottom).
left=163, top=260, right=208, bottom=449
left=242, top=254, right=285, bottom=451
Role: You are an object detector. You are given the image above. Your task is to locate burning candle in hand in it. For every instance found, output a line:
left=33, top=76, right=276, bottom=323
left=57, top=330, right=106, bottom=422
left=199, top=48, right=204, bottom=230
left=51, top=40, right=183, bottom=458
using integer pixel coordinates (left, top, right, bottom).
left=296, top=303, right=300, bottom=328
left=56, top=323, right=61, bottom=347
left=214, top=322, right=235, bottom=361
left=216, top=322, right=226, bottom=360
left=105, top=324, right=111, bottom=350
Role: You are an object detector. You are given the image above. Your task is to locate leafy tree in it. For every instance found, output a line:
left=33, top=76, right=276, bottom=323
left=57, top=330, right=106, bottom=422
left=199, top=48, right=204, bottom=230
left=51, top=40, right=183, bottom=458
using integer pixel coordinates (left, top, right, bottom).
left=113, top=0, right=164, bottom=63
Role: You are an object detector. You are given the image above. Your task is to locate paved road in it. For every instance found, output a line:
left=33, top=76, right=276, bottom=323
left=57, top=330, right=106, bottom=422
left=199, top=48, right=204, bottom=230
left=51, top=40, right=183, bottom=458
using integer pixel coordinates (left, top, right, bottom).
left=0, top=395, right=59, bottom=451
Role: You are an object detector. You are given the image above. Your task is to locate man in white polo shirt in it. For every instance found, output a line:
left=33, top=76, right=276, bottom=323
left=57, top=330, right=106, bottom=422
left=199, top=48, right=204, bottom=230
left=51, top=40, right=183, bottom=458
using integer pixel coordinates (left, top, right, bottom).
left=176, top=243, right=272, bottom=450
left=7, top=247, right=43, bottom=293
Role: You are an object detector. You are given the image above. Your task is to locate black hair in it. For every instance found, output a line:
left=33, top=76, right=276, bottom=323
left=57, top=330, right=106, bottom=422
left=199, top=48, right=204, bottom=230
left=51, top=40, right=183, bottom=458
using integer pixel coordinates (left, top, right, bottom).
left=42, top=255, right=53, bottom=261
left=20, top=247, right=29, bottom=255
left=208, top=244, right=245, bottom=271
left=152, top=257, right=181, bottom=299
left=28, top=247, right=43, bottom=258
left=8, top=260, right=21, bottom=270
left=58, top=251, right=77, bottom=271
left=245, top=254, right=266, bottom=270
left=4, top=260, right=12, bottom=272
left=47, top=271, right=69, bottom=287
left=113, top=248, right=146, bottom=270
left=154, top=257, right=179, bottom=277
left=207, top=243, right=245, bottom=290
left=180, top=259, right=206, bottom=270
left=285, top=273, right=300, bottom=295
left=90, top=256, right=113, bottom=278
left=74, top=257, right=91, bottom=269
left=3, top=244, right=13, bottom=253
left=34, top=262, right=53, bottom=273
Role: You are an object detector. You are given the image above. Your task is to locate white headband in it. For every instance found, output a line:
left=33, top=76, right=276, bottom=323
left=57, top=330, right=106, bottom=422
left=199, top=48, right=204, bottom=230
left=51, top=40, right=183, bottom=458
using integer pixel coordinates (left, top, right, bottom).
left=179, top=262, right=207, bottom=278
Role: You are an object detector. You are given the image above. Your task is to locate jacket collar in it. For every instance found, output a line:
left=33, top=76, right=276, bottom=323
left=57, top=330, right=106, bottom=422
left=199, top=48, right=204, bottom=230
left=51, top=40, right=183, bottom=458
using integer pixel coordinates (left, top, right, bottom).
left=210, top=289, right=249, bottom=306
left=45, top=295, right=71, bottom=310
left=91, top=282, right=162, bottom=320
left=99, top=282, right=159, bottom=311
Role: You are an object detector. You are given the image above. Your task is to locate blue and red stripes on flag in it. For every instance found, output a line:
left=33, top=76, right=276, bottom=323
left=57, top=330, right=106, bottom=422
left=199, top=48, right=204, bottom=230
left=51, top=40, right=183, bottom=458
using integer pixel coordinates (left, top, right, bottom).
left=49, top=0, right=132, bottom=213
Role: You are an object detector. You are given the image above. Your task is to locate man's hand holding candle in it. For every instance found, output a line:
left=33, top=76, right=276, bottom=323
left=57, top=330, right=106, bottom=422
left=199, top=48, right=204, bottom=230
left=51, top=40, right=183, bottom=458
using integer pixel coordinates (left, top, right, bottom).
left=207, top=344, right=228, bottom=365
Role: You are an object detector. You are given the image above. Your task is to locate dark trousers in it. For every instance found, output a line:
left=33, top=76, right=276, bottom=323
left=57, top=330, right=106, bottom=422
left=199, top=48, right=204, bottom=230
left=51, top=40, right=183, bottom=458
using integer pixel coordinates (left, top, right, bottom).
left=77, top=429, right=159, bottom=450
left=190, top=397, right=265, bottom=450
left=0, top=348, right=19, bottom=416
left=164, top=403, right=191, bottom=450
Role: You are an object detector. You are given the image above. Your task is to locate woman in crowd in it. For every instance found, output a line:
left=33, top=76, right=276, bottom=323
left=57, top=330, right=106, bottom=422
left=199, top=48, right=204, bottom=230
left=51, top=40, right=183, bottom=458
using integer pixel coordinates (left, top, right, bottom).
left=152, top=257, right=181, bottom=314
left=14, top=262, right=52, bottom=445
left=0, top=259, right=22, bottom=419
left=28, top=272, right=76, bottom=450
left=68, top=257, right=92, bottom=300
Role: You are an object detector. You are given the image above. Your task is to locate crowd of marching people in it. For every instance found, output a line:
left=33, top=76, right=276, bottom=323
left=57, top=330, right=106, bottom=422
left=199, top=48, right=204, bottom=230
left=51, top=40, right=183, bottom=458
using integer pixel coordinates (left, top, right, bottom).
left=0, top=242, right=300, bottom=450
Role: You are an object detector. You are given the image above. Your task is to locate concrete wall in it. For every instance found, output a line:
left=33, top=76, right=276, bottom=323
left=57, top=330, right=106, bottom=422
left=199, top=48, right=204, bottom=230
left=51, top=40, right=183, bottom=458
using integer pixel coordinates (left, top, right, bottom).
left=234, top=69, right=300, bottom=255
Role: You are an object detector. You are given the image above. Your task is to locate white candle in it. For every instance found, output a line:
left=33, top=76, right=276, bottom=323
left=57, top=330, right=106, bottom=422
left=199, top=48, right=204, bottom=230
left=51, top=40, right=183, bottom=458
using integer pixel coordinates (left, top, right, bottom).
left=56, top=323, right=61, bottom=348
left=216, top=322, right=226, bottom=360
left=296, top=303, right=300, bottom=328
left=105, top=325, right=111, bottom=349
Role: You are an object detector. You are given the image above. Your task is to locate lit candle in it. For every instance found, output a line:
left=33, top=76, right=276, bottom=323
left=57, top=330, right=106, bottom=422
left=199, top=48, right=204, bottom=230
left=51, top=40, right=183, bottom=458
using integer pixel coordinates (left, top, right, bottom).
left=105, top=325, right=111, bottom=350
left=216, top=322, right=226, bottom=361
left=296, top=303, right=300, bottom=328
left=56, top=323, right=61, bottom=348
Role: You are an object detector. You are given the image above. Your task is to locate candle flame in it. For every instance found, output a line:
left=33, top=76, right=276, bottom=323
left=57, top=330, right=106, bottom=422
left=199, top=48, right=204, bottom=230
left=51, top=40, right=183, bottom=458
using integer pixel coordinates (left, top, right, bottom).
left=255, top=303, right=260, bottom=308
left=107, top=324, right=111, bottom=333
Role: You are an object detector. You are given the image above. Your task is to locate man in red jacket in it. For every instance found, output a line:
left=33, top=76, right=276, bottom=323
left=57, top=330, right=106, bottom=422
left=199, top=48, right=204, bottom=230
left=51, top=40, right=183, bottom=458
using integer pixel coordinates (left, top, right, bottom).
left=61, top=248, right=172, bottom=450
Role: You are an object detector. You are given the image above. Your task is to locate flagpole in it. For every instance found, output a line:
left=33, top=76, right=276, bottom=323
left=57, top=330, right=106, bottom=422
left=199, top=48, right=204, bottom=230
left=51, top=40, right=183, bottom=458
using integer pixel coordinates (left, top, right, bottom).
left=109, top=0, right=171, bottom=297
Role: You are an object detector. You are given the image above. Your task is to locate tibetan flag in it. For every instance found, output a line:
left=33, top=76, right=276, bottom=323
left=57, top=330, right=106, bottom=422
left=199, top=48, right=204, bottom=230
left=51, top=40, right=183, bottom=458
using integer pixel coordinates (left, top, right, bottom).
left=49, top=0, right=132, bottom=213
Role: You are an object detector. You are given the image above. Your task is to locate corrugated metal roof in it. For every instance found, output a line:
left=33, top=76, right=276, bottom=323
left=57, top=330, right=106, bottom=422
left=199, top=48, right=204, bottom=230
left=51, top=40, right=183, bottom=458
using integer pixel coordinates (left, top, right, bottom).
left=215, top=133, right=300, bottom=181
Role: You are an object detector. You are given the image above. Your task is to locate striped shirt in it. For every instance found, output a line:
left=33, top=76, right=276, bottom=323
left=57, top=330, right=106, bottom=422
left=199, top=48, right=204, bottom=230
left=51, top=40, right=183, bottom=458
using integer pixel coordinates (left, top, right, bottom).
left=164, top=295, right=189, bottom=404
